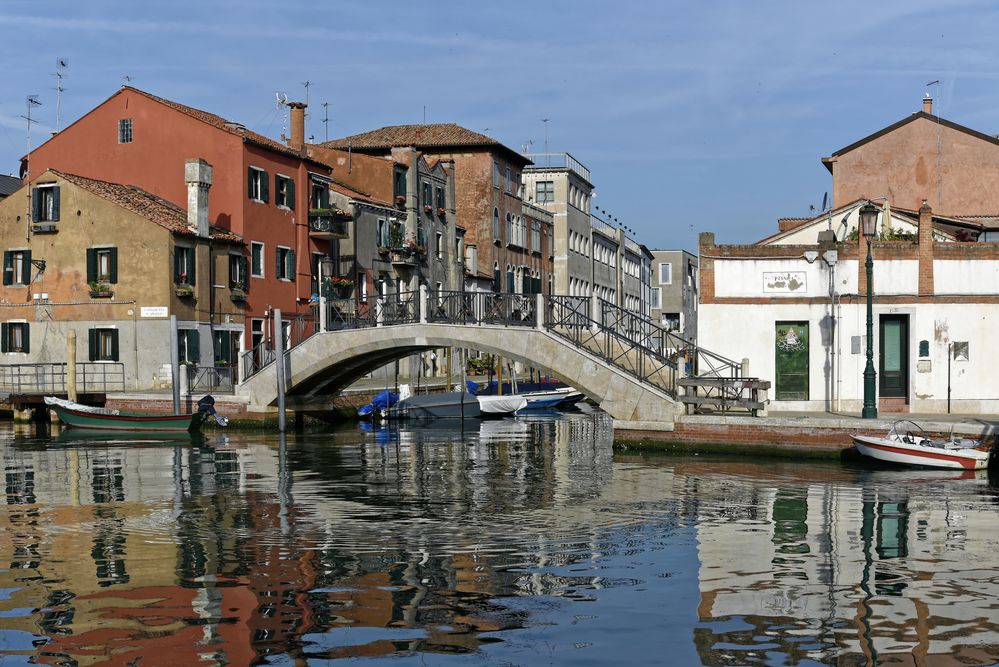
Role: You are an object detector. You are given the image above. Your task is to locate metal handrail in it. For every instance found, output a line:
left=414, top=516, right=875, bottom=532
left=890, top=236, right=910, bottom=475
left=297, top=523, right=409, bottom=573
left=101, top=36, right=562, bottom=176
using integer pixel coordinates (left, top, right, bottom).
left=426, top=291, right=536, bottom=327
left=240, top=306, right=318, bottom=380
left=0, top=362, right=126, bottom=394
left=187, top=364, right=236, bottom=394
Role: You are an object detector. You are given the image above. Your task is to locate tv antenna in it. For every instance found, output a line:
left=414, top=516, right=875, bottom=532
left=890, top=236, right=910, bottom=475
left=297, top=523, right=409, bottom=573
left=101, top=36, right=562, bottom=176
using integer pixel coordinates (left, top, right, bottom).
left=926, top=79, right=942, bottom=207
left=122, top=74, right=134, bottom=85
left=275, top=92, right=289, bottom=141
left=322, top=102, right=330, bottom=142
left=541, top=118, right=550, bottom=165
left=53, top=58, right=68, bottom=132
left=21, top=95, right=42, bottom=241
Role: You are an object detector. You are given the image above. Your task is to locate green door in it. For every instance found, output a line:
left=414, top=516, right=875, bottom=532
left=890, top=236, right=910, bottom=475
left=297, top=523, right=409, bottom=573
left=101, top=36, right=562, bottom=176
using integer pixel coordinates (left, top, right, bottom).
left=879, top=315, right=908, bottom=398
left=775, top=322, right=809, bottom=400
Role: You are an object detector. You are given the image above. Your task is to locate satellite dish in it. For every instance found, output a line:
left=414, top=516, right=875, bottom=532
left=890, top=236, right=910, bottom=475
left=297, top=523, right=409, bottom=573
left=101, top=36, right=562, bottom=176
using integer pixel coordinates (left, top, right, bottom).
left=821, top=192, right=828, bottom=211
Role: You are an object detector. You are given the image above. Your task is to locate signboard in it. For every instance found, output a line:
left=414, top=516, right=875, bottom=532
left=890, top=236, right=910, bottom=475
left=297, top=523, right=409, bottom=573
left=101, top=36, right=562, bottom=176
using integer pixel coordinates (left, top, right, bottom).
left=140, top=306, right=169, bottom=318
left=763, top=271, right=806, bottom=294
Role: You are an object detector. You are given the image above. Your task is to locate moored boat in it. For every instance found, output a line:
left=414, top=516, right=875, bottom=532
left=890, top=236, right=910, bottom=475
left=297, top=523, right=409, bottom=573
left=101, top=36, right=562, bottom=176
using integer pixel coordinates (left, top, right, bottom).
left=477, top=394, right=528, bottom=416
left=851, top=420, right=991, bottom=470
left=45, top=396, right=225, bottom=432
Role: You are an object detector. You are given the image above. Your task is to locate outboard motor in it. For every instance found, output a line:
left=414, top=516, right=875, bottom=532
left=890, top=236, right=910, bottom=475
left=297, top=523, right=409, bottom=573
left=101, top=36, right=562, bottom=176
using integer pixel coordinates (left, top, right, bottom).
left=197, top=395, right=229, bottom=427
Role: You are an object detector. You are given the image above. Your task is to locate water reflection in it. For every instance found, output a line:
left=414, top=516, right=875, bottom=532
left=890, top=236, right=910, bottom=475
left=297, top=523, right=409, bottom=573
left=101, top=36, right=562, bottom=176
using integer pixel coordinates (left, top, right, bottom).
left=1, top=418, right=998, bottom=665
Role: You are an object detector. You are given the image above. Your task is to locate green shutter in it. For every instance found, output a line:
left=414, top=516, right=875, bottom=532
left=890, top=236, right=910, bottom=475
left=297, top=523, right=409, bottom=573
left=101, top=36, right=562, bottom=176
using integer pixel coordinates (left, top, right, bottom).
left=109, top=248, right=118, bottom=284
left=189, top=330, right=200, bottom=364
left=23, top=251, right=31, bottom=284
left=2, top=251, right=11, bottom=286
left=276, top=249, right=283, bottom=278
left=110, top=329, right=120, bottom=362
left=248, top=167, right=254, bottom=199
left=31, top=189, right=40, bottom=222
left=287, top=178, right=295, bottom=210
left=241, top=257, right=250, bottom=292
left=287, top=250, right=295, bottom=281
left=260, top=170, right=269, bottom=203
left=0, top=323, right=7, bottom=353
left=21, top=324, right=29, bottom=354
left=51, top=187, right=60, bottom=221
left=88, top=329, right=97, bottom=361
left=188, top=248, right=196, bottom=285
left=173, top=248, right=181, bottom=283
left=87, top=248, right=98, bottom=283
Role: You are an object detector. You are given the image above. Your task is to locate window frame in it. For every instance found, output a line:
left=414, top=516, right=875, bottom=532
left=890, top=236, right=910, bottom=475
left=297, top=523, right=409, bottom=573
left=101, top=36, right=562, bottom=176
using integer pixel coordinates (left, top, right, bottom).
left=250, top=242, right=265, bottom=278
left=275, top=173, right=295, bottom=210
left=174, top=245, right=195, bottom=285
left=32, top=185, right=60, bottom=223
left=178, top=328, right=200, bottom=365
left=659, top=262, right=672, bottom=285
left=118, top=118, right=133, bottom=144
left=536, top=181, right=554, bottom=203
left=248, top=166, right=268, bottom=203
left=3, top=249, right=31, bottom=286
left=1, top=321, right=29, bottom=354
left=90, top=327, right=119, bottom=362
left=435, top=232, right=443, bottom=260
left=276, top=245, right=294, bottom=281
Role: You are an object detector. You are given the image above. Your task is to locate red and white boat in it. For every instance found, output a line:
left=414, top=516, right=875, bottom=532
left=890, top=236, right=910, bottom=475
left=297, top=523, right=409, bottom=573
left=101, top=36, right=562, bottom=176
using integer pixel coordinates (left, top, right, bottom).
left=852, top=420, right=992, bottom=470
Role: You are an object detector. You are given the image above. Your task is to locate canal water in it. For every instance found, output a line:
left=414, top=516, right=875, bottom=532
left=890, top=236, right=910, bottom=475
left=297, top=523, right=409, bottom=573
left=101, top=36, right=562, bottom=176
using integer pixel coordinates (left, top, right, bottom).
left=1, top=413, right=998, bottom=666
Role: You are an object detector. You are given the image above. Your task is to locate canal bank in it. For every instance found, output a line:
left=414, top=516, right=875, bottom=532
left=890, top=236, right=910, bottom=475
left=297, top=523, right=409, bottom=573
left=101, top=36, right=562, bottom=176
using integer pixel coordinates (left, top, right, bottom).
left=616, top=411, right=999, bottom=459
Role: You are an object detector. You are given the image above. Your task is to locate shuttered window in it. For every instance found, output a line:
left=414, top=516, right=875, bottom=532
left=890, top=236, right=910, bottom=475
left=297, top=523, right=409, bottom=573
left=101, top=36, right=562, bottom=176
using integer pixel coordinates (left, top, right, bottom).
left=88, top=328, right=119, bottom=361
left=276, top=246, right=294, bottom=281
left=174, top=246, right=195, bottom=285
left=86, top=247, right=118, bottom=283
left=1, top=322, right=29, bottom=354
left=2, top=250, right=31, bottom=285
left=31, top=186, right=60, bottom=222
left=248, top=167, right=268, bottom=203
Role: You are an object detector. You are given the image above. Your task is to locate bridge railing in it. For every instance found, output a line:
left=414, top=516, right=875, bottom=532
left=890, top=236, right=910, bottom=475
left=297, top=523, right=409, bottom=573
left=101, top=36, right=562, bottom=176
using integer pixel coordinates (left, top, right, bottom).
left=0, top=362, right=126, bottom=394
left=426, top=291, right=536, bottom=327
left=241, top=306, right=319, bottom=380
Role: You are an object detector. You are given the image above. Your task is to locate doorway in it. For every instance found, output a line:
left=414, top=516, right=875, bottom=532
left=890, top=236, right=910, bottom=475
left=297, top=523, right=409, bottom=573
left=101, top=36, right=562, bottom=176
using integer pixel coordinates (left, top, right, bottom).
left=775, top=321, right=809, bottom=401
left=879, top=314, right=909, bottom=402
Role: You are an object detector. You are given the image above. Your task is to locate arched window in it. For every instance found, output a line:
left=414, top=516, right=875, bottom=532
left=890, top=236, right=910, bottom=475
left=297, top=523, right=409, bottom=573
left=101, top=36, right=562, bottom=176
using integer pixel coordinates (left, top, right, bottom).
left=493, top=261, right=501, bottom=292
left=493, top=208, right=500, bottom=241
left=506, top=264, right=514, bottom=293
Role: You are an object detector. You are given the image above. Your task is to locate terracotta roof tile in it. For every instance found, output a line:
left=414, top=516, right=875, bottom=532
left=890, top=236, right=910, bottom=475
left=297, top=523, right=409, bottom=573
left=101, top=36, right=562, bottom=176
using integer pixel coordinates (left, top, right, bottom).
left=52, top=170, right=243, bottom=244
left=323, top=123, right=531, bottom=165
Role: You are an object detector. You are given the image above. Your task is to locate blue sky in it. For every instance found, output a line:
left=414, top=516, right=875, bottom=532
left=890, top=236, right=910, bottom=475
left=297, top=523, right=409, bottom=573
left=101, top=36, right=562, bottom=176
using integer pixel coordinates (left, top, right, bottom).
left=2, top=1, right=998, bottom=248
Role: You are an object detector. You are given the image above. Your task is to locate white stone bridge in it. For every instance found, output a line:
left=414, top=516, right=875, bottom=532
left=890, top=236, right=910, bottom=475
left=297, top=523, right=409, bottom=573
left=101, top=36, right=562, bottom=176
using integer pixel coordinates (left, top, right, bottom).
left=237, top=291, right=743, bottom=430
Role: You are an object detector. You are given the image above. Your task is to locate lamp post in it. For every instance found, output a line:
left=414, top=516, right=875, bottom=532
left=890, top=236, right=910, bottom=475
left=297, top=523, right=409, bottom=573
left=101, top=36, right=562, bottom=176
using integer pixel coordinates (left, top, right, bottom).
left=859, top=202, right=880, bottom=419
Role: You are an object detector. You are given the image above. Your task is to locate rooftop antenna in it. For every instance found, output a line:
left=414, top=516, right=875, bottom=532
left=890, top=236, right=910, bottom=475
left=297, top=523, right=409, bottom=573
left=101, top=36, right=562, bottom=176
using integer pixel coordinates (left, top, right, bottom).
left=53, top=58, right=68, bottom=132
left=926, top=79, right=942, bottom=208
left=301, top=80, right=311, bottom=135
left=541, top=118, right=550, bottom=166
left=322, top=101, right=330, bottom=142
left=275, top=91, right=288, bottom=141
left=423, top=105, right=426, bottom=124
left=21, top=95, right=42, bottom=241
left=122, top=74, right=134, bottom=85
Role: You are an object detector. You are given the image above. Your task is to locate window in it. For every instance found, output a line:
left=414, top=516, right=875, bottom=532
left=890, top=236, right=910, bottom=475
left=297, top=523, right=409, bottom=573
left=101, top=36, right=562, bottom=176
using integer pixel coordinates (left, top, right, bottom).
left=174, top=246, right=195, bottom=285
left=2, top=250, right=31, bottom=286
left=422, top=181, right=432, bottom=208
left=376, top=218, right=389, bottom=248
left=659, top=262, right=672, bottom=285
left=178, top=329, right=200, bottom=365
left=31, top=185, right=60, bottom=222
left=493, top=208, right=500, bottom=241
left=215, top=330, right=241, bottom=365
left=435, top=186, right=445, bottom=210
left=275, top=174, right=295, bottom=209
left=118, top=118, right=133, bottom=144
left=506, top=213, right=514, bottom=244
left=310, top=179, right=329, bottom=209
left=247, top=167, right=268, bottom=203
left=505, top=167, right=512, bottom=193
left=1, top=322, right=29, bottom=354
left=493, top=262, right=501, bottom=292
left=662, top=313, right=680, bottom=331
left=229, top=254, right=248, bottom=289
left=435, top=232, right=443, bottom=260
left=536, top=181, right=554, bottom=203
left=276, top=246, right=294, bottom=281
left=492, top=162, right=500, bottom=188
left=86, top=247, right=118, bottom=284
left=89, top=328, right=119, bottom=361
left=651, top=287, right=662, bottom=310
left=251, top=242, right=264, bottom=277
left=393, top=170, right=407, bottom=198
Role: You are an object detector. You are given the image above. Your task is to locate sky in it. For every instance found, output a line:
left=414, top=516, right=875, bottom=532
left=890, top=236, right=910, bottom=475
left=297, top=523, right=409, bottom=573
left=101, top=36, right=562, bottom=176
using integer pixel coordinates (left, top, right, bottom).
left=2, top=1, right=999, bottom=249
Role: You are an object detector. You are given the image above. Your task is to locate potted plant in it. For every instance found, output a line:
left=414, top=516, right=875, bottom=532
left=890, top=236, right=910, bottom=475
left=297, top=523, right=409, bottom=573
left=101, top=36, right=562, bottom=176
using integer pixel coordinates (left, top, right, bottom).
left=332, top=207, right=354, bottom=220
left=175, top=284, right=195, bottom=298
left=327, top=276, right=354, bottom=298
left=377, top=245, right=390, bottom=255
left=395, top=194, right=407, bottom=208
left=230, top=281, right=247, bottom=302
left=437, top=206, right=446, bottom=218
left=423, top=204, right=433, bottom=215
left=88, top=281, right=113, bottom=298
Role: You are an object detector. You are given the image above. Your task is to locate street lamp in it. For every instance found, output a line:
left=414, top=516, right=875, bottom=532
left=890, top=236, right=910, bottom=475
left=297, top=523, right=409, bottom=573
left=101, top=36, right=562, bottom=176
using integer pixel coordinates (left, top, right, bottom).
left=859, top=202, right=880, bottom=419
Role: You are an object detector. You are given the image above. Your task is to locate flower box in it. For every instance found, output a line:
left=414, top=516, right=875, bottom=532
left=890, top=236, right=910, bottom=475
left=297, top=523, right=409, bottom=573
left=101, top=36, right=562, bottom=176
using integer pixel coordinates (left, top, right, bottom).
left=230, top=288, right=247, bottom=302
left=88, top=281, right=113, bottom=298
left=423, top=204, right=433, bottom=215
left=395, top=195, right=407, bottom=208
left=175, top=284, right=195, bottom=298
left=437, top=207, right=447, bottom=218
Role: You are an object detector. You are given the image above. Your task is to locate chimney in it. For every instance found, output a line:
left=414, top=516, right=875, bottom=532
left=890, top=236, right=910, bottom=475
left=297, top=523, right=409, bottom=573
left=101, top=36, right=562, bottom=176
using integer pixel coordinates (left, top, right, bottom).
left=922, top=96, right=933, bottom=114
left=185, top=158, right=213, bottom=237
left=918, top=200, right=934, bottom=295
left=288, top=102, right=306, bottom=150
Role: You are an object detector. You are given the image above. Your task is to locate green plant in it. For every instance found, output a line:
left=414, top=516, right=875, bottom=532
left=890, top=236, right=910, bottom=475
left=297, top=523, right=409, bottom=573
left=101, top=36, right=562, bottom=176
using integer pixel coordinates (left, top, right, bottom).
left=328, top=276, right=353, bottom=288
left=88, top=281, right=113, bottom=293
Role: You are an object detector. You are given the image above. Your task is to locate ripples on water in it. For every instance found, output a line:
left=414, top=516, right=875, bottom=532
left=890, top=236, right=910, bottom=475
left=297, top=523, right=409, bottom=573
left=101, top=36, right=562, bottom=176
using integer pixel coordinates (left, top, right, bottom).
left=1, top=413, right=999, bottom=665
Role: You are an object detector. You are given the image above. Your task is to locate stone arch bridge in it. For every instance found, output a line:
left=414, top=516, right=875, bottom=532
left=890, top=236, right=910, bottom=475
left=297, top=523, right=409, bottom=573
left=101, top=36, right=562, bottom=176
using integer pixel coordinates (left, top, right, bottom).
left=237, top=291, right=742, bottom=430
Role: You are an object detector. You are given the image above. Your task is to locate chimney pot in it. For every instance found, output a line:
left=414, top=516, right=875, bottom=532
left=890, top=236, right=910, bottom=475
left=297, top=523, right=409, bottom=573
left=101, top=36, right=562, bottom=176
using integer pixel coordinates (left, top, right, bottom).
left=185, top=158, right=213, bottom=237
left=288, top=102, right=307, bottom=151
left=922, top=96, right=933, bottom=114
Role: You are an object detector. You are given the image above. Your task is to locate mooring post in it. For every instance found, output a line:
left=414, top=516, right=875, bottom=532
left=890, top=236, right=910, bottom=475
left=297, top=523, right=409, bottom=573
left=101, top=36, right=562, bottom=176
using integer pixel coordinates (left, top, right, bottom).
left=274, top=309, right=287, bottom=432
left=536, top=293, right=544, bottom=331
left=66, top=329, right=77, bottom=402
left=169, top=315, right=180, bottom=415
left=419, top=284, right=428, bottom=324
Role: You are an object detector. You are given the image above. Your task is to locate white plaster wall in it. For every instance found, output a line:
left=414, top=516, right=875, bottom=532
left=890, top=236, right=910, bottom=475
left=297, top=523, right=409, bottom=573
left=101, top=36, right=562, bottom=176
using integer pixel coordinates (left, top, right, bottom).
left=872, top=259, right=917, bottom=295
left=768, top=210, right=919, bottom=245
left=713, top=259, right=829, bottom=298
left=934, top=259, right=999, bottom=294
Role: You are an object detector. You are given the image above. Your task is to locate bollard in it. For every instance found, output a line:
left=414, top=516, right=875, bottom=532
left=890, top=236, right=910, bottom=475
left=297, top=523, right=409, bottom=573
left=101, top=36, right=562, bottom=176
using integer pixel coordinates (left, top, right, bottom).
left=66, top=330, right=77, bottom=402
left=274, top=309, right=287, bottom=433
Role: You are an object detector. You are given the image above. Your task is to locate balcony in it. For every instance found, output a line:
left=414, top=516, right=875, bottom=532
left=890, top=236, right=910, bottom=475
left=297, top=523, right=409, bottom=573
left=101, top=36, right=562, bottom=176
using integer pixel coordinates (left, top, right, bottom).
left=521, top=152, right=592, bottom=185
left=309, top=209, right=350, bottom=239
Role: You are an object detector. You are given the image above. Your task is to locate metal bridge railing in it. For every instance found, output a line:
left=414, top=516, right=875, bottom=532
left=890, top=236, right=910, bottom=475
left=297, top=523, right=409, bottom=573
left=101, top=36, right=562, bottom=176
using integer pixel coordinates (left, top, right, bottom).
left=426, top=291, right=536, bottom=327
left=186, top=364, right=236, bottom=394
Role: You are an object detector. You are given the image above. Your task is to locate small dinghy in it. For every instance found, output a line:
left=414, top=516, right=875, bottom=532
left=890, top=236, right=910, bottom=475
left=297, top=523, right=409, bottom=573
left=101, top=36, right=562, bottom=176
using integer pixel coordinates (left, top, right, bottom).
left=851, top=419, right=991, bottom=470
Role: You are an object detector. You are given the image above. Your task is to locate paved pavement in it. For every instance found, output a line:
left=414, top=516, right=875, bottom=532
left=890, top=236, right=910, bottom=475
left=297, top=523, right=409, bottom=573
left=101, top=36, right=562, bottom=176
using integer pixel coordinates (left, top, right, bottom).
left=685, top=409, right=999, bottom=438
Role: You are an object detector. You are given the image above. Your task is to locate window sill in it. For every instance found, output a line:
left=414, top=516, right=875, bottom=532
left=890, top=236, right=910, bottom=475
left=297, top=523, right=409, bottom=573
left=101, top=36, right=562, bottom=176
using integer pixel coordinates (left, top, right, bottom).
left=4, top=352, right=27, bottom=356
left=276, top=205, right=292, bottom=212
left=251, top=273, right=265, bottom=279
left=250, top=198, right=267, bottom=205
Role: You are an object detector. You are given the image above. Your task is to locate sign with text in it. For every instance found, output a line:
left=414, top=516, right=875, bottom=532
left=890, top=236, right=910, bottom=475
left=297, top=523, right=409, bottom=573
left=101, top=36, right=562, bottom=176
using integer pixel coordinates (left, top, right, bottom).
left=763, top=271, right=806, bottom=293
left=140, top=306, right=169, bottom=318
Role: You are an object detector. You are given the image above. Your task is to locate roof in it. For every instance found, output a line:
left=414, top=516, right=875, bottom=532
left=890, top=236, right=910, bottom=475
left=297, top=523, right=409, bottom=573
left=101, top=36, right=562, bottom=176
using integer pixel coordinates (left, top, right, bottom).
left=328, top=181, right=390, bottom=208
left=0, top=175, right=20, bottom=197
left=50, top=170, right=243, bottom=243
left=322, top=123, right=531, bottom=165
left=822, top=111, right=999, bottom=173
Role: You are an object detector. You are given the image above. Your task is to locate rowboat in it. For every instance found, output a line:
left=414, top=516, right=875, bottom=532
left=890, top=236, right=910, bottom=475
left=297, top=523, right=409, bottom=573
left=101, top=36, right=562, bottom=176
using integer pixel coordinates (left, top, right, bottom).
left=45, top=396, right=222, bottom=432
left=851, top=419, right=992, bottom=470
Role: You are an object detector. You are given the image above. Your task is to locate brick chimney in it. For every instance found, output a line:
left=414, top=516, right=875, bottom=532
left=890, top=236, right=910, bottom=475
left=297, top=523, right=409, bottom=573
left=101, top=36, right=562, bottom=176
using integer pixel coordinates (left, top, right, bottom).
left=185, top=158, right=212, bottom=237
left=922, top=96, right=933, bottom=114
left=918, top=200, right=934, bottom=295
left=288, top=102, right=306, bottom=151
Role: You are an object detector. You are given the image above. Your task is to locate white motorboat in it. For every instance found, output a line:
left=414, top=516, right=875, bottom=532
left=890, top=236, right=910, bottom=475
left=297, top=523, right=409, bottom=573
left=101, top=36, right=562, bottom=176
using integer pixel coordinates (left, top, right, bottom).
left=477, top=394, right=528, bottom=416
left=851, top=419, right=992, bottom=470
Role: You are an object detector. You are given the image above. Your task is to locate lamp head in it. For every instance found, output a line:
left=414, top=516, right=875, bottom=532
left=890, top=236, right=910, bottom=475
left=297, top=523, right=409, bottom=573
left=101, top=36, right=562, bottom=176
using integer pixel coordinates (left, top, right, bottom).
left=859, top=202, right=880, bottom=237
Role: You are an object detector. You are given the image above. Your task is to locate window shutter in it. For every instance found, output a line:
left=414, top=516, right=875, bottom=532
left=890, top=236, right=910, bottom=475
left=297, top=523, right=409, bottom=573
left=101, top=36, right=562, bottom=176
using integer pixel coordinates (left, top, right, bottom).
left=276, top=250, right=283, bottom=278
left=1, top=252, right=9, bottom=286
left=1, top=323, right=7, bottom=353
left=23, top=250, right=31, bottom=284
left=188, top=249, right=196, bottom=286
left=109, top=248, right=118, bottom=284
left=21, top=324, right=29, bottom=354
left=247, top=168, right=254, bottom=199
left=241, top=257, right=250, bottom=292
left=189, top=330, right=200, bottom=364
left=261, top=171, right=269, bottom=203
left=31, top=189, right=41, bottom=222
left=287, top=250, right=295, bottom=281
left=88, top=329, right=97, bottom=361
left=87, top=248, right=98, bottom=283
left=110, top=330, right=120, bottom=361
left=287, top=178, right=295, bottom=210
left=51, top=187, right=60, bottom=221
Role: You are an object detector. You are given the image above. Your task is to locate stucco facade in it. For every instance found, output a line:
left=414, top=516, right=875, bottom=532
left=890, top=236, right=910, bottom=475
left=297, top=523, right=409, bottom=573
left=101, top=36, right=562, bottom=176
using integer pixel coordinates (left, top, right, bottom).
left=649, top=249, right=697, bottom=340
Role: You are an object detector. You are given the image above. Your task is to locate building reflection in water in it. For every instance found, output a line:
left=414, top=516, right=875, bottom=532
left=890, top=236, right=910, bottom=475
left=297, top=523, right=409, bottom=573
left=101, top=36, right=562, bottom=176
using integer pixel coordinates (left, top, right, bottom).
left=1, top=420, right=999, bottom=665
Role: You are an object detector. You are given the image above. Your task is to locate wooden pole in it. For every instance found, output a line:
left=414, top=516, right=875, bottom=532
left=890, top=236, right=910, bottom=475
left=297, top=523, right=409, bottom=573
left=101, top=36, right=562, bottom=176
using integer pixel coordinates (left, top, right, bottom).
left=274, top=309, right=287, bottom=432
left=66, top=329, right=77, bottom=402
left=169, top=315, right=180, bottom=414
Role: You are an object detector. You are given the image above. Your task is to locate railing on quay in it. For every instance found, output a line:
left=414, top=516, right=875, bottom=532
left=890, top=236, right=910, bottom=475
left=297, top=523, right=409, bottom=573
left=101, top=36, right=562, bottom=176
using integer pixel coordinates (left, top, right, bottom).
left=426, top=291, right=536, bottom=327
left=186, top=364, right=236, bottom=394
left=0, top=362, right=126, bottom=395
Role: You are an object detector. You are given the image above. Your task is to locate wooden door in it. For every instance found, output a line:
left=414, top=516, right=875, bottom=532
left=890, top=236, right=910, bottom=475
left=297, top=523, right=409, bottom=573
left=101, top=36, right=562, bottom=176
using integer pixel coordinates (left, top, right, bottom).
left=879, top=315, right=908, bottom=398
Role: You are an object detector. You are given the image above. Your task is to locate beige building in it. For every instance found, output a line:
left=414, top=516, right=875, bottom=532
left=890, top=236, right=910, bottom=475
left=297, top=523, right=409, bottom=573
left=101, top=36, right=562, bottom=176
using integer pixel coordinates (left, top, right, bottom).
left=0, top=166, right=244, bottom=391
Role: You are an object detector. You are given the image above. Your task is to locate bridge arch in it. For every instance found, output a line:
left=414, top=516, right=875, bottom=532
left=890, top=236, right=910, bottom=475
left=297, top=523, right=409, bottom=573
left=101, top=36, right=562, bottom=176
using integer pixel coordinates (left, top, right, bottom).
left=237, top=323, right=681, bottom=427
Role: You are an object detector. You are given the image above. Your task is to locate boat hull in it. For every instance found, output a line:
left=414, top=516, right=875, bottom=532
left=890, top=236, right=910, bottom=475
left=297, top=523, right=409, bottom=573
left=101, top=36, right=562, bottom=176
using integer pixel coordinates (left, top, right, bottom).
left=51, top=405, right=207, bottom=432
left=852, top=434, right=989, bottom=470
left=392, top=393, right=481, bottom=419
